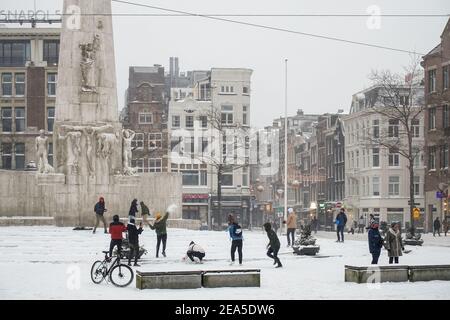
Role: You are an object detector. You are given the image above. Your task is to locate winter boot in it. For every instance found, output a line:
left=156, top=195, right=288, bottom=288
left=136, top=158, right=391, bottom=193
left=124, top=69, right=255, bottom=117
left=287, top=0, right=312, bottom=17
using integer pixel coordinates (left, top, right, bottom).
left=276, top=263, right=283, bottom=268
left=134, top=263, right=141, bottom=267
left=162, top=252, right=166, bottom=257
left=229, top=261, right=235, bottom=266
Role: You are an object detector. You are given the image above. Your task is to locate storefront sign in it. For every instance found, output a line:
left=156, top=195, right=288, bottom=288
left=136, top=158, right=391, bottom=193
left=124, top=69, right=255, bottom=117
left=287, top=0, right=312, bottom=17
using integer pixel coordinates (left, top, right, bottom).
left=183, top=194, right=209, bottom=200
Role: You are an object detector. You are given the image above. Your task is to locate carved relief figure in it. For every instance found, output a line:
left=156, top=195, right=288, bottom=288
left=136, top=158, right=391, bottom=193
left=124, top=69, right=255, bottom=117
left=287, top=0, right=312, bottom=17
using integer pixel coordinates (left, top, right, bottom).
left=122, top=129, right=136, bottom=175
left=83, top=127, right=95, bottom=175
left=35, top=129, right=54, bottom=174
left=79, top=34, right=100, bottom=92
left=97, top=132, right=119, bottom=159
left=66, top=131, right=82, bottom=174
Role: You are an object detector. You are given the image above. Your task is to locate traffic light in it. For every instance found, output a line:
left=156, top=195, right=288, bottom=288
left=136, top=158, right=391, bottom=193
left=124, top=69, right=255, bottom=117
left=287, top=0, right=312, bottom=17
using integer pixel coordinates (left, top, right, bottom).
left=444, top=198, right=448, bottom=214
left=412, top=207, right=420, bottom=220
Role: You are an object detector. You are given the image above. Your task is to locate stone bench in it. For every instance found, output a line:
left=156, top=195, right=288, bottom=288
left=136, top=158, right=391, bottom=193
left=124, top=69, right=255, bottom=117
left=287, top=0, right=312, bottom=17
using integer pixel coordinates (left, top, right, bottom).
left=136, top=269, right=261, bottom=289
left=345, top=265, right=450, bottom=283
left=0, top=216, right=55, bottom=227
left=409, top=265, right=450, bottom=282
left=345, top=265, right=409, bottom=284
left=202, top=269, right=261, bottom=288
left=136, top=270, right=203, bottom=290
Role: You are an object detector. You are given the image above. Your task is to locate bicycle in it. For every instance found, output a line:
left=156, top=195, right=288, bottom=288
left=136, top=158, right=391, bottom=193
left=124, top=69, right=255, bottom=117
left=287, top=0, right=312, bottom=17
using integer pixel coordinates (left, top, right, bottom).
left=90, top=251, right=134, bottom=287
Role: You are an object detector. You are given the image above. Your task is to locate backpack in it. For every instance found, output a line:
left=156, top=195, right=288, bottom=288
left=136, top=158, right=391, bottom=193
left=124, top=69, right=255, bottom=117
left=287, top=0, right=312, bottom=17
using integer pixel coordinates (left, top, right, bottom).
left=233, top=224, right=243, bottom=238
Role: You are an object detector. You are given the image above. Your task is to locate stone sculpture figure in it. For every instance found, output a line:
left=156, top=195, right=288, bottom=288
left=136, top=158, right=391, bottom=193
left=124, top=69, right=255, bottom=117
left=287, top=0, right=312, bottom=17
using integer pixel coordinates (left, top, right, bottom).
left=83, top=127, right=95, bottom=175
left=35, top=129, right=54, bottom=174
left=66, top=131, right=82, bottom=174
left=122, top=129, right=136, bottom=175
left=79, top=34, right=100, bottom=92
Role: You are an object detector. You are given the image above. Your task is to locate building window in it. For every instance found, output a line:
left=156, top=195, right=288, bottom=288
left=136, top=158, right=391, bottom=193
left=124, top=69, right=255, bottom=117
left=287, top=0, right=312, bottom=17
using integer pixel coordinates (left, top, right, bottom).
left=171, top=137, right=182, bottom=154
left=243, top=106, right=248, bottom=125
left=441, top=144, right=449, bottom=169
left=372, top=148, right=380, bottom=167
left=43, top=40, right=59, bottom=65
left=428, top=69, right=436, bottom=93
left=221, top=105, right=233, bottom=125
left=47, top=107, right=55, bottom=132
left=15, top=73, right=25, bottom=96
left=1, top=143, right=12, bottom=169
left=388, top=176, right=400, bottom=196
left=139, top=112, right=152, bottom=124
left=1, top=73, right=12, bottom=96
left=429, top=108, right=436, bottom=129
left=131, top=159, right=144, bottom=173
left=429, top=146, right=436, bottom=170
left=132, top=133, right=144, bottom=149
left=14, top=143, right=25, bottom=170
left=443, top=65, right=449, bottom=90
left=242, top=166, right=249, bottom=187
left=388, top=119, right=399, bottom=138
left=47, top=73, right=57, bottom=96
left=372, top=119, right=379, bottom=139
left=186, top=116, right=194, bottom=128
left=413, top=147, right=421, bottom=167
left=243, top=86, right=249, bottom=94
left=200, top=116, right=208, bottom=128
left=15, top=107, right=25, bottom=132
left=372, top=176, right=380, bottom=196
left=443, top=105, right=449, bottom=128
left=172, top=115, right=180, bottom=128
left=2, top=107, right=12, bottom=132
left=388, top=148, right=400, bottom=167
left=220, top=85, right=234, bottom=94
left=399, top=95, right=410, bottom=107
left=149, top=158, right=162, bottom=172
left=48, top=142, right=53, bottom=166
left=222, top=167, right=233, bottom=186
left=411, top=119, right=420, bottom=138
left=414, top=176, right=420, bottom=196
left=0, top=41, right=30, bottom=67
left=149, top=133, right=162, bottom=149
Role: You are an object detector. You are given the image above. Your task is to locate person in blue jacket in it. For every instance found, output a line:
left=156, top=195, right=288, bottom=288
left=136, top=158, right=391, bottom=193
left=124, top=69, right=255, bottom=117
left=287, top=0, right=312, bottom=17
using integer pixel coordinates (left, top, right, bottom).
left=368, top=221, right=384, bottom=264
left=227, top=213, right=243, bottom=266
left=335, top=208, right=347, bottom=242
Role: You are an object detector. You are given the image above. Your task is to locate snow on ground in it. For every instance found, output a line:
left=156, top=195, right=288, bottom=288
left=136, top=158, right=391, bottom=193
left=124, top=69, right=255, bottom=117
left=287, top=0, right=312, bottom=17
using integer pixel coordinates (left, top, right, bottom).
left=0, top=226, right=450, bottom=300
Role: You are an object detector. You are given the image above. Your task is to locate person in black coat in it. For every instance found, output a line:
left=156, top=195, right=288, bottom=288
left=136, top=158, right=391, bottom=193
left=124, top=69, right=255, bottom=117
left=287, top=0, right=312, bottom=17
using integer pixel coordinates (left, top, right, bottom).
left=368, top=221, right=383, bottom=264
left=128, top=199, right=138, bottom=220
left=434, top=217, right=441, bottom=237
left=93, top=197, right=108, bottom=234
left=263, top=222, right=282, bottom=268
left=127, top=218, right=143, bottom=266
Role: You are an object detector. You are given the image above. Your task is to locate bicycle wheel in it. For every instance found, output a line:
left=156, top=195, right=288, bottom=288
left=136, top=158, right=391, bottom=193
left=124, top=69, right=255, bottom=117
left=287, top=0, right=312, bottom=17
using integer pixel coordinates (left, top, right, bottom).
left=109, top=264, right=134, bottom=287
left=90, top=260, right=106, bottom=284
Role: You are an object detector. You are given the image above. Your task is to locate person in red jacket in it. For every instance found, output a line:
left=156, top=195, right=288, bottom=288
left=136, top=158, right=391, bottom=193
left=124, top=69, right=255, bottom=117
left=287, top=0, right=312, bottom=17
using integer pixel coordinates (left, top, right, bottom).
left=109, top=215, right=127, bottom=259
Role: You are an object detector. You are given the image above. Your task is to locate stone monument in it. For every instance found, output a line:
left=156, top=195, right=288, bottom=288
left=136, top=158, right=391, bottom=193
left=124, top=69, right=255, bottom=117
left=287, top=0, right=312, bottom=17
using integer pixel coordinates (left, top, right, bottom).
left=0, top=0, right=185, bottom=227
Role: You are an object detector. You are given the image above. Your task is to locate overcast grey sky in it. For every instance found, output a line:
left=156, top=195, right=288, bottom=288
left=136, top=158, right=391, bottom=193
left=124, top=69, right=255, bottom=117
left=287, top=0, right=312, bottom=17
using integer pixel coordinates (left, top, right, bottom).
left=2, top=0, right=450, bottom=127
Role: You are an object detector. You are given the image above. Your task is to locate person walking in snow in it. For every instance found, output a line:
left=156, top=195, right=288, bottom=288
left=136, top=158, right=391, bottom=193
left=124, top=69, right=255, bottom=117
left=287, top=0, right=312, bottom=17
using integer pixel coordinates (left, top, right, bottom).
left=227, top=214, right=243, bottom=266
left=140, top=201, right=151, bottom=228
left=286, top=208, right=297, bottom=247
left=368, top=221, right=383, bottom=264
left=358, top=215, right=365, bottom=233
left=108, top=215, right=127, bottom=259
left=433, top=217, right=441, bottom=237
left=126, top=218, right=143, bottom=266
left=93, top=197, right=108, bottom=234
left=128, top=199, right=138, bottom=220
left=385, top=222, right=404, bottom=264
left=312, top=216, right=318, bottom=234
left=443, top=217, right=449, bottom=237
left=335, top=208, right=347, bottom=242
left=264, top=222, right=282, bottom=268
left=184, top=241, right=205, bottom=263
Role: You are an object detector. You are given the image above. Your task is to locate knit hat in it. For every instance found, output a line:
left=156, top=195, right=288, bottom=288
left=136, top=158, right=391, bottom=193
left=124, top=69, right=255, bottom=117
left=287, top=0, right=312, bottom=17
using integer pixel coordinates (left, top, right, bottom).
left=156, top=212, right=162, bottom=220
left=288, top=208, right=294, bottom=214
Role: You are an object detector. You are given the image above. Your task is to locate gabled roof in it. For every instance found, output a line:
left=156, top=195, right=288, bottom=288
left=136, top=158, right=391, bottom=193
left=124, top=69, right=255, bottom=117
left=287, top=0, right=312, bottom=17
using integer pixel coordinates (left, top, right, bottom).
left=441, top=17, right=450, bottom=39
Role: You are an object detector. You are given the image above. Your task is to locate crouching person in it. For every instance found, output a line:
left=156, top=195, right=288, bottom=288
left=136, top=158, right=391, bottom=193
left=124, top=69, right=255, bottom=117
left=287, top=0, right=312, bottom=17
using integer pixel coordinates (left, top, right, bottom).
left=184, top=241, right=205, bottom=263
left=127, top=218, right=143, bottom=267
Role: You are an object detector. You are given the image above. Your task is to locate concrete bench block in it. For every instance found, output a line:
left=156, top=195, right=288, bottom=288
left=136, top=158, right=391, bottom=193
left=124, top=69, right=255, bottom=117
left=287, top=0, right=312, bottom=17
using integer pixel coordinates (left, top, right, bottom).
left=409, top=265, right=450, bottom=282
left=202, top=270, right=261, bottom=288
left=136, top=271, right=202, bottom=290
left=345, top=265, right=409, bottom=284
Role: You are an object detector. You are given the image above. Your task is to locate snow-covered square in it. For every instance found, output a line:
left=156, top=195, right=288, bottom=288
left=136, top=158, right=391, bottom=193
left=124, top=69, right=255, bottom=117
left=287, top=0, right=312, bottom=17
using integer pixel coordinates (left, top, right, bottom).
left=0, top=227, right=449, bottom=300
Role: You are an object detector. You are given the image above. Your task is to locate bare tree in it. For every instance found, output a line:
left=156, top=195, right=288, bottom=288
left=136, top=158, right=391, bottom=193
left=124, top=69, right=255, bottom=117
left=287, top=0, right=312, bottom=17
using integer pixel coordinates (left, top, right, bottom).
left=199, top=107, right=249, bottom=229
left=364, top=58, right=425, bottom=231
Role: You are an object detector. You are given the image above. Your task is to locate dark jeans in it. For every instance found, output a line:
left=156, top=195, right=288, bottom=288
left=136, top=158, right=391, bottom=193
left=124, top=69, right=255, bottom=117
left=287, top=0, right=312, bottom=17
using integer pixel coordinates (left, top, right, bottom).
left=389, top=257, right=399, bottom=264
left=187, top=251, right=205, bottom=262
left=287, top=228, right=296, bottom=246
left=337, top=225, right=344, bottom=241
left=231, top=239, right=243, bottom=264
left=433, top=228, right=441, bottom=236
left=371, top=252, right=380, bottom=264
left=128, top=242, right=140, bottom=264
left=156, top=234, right=167, bottom=257
left=109, top=239, right=122, bottom=258
left=267, top=246, right=281, bottom=266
